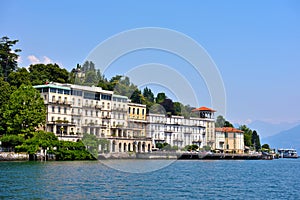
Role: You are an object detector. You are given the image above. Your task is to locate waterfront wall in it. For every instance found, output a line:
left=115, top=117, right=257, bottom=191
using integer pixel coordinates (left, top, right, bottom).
left=0, top=152, right=29, bottom=161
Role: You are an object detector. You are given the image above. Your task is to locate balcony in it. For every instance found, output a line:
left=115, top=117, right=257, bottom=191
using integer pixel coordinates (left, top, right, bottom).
left=48, top=100, right=72, bottom=106
left=47, top=120, right=76, bottom=126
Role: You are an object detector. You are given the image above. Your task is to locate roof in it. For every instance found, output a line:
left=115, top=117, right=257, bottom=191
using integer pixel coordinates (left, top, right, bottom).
left=215, top=127, right=244, bottom=133
left=33, top=84, right=70, bottom=91
left=192, top=106, right=216, bottom=112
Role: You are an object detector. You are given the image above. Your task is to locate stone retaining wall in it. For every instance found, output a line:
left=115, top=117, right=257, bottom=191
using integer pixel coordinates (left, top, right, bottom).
left=0, top=152, right=29, bottom=161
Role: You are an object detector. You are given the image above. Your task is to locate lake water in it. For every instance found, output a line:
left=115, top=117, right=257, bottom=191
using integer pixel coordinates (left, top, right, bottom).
left=1, top=159, right=300, bottom=199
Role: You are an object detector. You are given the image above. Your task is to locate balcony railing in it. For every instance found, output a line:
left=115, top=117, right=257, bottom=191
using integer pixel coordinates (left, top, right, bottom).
left=48, top=100, right=72, bottom=105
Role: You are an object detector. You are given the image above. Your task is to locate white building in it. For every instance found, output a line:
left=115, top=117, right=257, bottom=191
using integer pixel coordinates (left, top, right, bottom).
left=34, top=82, right=152, bottom=152
left=146, top=113, right=207, bottom=149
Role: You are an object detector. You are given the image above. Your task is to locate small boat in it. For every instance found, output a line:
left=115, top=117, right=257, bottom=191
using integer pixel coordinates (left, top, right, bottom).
left=277, top=148, right=298, bottom=158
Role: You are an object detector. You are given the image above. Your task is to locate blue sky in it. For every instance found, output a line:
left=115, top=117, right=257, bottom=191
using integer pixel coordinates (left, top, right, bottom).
left=1, top=1, right=300, bottom=124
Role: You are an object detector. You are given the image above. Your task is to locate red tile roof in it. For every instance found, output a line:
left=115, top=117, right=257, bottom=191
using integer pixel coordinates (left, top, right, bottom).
left=192, top=106, right=216, bottom=112
left=215, top=127, right=244, bottom=133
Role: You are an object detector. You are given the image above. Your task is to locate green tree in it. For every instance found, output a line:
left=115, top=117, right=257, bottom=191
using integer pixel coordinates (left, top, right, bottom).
left=7, top=68, right=31, bottom=88
left=3, top=84, right=46, bottom=135
left=15, top=131, right=58, bottom=154
left=0, top=36, right=21, bottom=80
left=82, top=133, right=99, bottom=158
left=251, top=130, right=261, bottom=151
left=130, top=89, right=143, bottom=104
left=143, top=87, right=155, bottom=103
left=239, top=125, right=253, bottom=148
left=156, top=92, right=166, bottom=104
left=215, top=115, right=226, bottom=127
left=262, top=144, right=270, bottom=150
left=160, top=98, right=174, bottom=115
left=29, top=63, right=70, bottom=85
left=0, top=134, right=25, bottom=150
left=0, top=78, right=14, bottom=134
left=173, top=102, right=183, bottom=116
left=224, top=121, right=234, bottom=127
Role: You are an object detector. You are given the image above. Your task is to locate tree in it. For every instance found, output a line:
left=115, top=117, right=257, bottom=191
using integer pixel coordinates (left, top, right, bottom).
left=173, top=102, right=183, bottom=116
left=156, top=92, right=166, bottom=104
left=29, top=63, right=70, bottom=85
left=224, top=121, right=234, bottom=128
left=251, top=130, right=261, bottom=151
left=130, top=89, right=143, bottom=104
left=0, top=78, right=14, bottom=134
left=0, top=134, right=25, bottom=150
left=160, top=98, right=174, bottom=115
left=262, top=144, right=270, bottom=150
left=15, top=131, right=58, bottom=154
left=0, top=36, right=21, bottom=80
left=143, top=87, right=154, bottom=103
left=215, top=115, right=226, bottom=127
left=7, top=68, right=31, bottom=88
left=239, top=125, right=253, bottom=147
left=3, top=84, right=46, bottom=135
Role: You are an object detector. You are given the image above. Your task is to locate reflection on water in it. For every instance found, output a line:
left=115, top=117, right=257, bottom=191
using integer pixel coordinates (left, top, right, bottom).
left=1, top=159, right=300, bottom=199
left=100, top=159, right=175, bottom=173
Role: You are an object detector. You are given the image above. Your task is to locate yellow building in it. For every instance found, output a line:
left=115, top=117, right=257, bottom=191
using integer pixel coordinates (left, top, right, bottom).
left=127, top=103, right=147, bottom=138
left=215, top=127, right=244, bottom=154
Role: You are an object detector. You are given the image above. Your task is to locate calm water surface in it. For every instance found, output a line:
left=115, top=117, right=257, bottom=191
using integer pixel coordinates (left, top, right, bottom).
left=1, top=159, right=300, bottom=199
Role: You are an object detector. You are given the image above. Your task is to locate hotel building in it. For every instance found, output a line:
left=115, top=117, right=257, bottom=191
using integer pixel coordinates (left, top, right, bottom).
left=146, top=113, right=207, bottom=149
left=33, top=82, right=152, bottom=153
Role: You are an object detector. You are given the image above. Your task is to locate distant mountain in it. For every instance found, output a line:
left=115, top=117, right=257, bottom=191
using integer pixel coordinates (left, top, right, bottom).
left=262, top=124, right=300, bottom=152
left=247, top=120, right=300, bottom=138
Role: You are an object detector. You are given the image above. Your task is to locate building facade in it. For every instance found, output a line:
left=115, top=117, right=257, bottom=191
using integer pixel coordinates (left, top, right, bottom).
left=34, top=82, right=152, bottom=153
left=146, top=113, right=207, bottom=149
left=215, top=127, right=244, bottom=154
left=192, top=107, right=216, bottom=149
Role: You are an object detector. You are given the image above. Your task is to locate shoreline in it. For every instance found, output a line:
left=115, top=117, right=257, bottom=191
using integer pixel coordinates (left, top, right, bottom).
left=0, top=151, right=276, bottom=161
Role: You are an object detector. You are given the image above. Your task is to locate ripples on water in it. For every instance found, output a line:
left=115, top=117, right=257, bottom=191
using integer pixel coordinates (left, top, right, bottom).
left=1, top=159, right=300, bottom=199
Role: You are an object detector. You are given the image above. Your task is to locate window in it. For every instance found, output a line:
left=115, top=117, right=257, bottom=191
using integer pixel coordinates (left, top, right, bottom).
left=50, top=88, right=56, bottom=93
left=142, top=109, right=145, bottom=115
left=78, top=99, right=81, bottom=106
left=64, top=107, right=67, bottom=114
left=91, top=110, right=93, bottom=117
left=85, top=110, right=88, bottom=116
left=96, top=111, right=98, bottom=117
left=101, top=94, right=111, bottom=100
left=51, top=117, right=55, bottom=122
left=71, top=89, right=82, bottom=96
left=107, top=103, right=110, bottom=109
left=52, top=106, right=55, bottom=112
left=71, top=108, right=74, bottom=114
left=64, top=97, right=67, bottom=103
left=52, top=95, right=56, bottom=101
left=128, top=107, right=131, bottom=113
left=137, top=108, right=139, bottom=115
left=133, top=108, right=135, bottom=114
left=58, top=107, right=61, bottom=113
left=58, top=89, right=63, bottom=94
left=72, top=98, right=75, bottom=105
